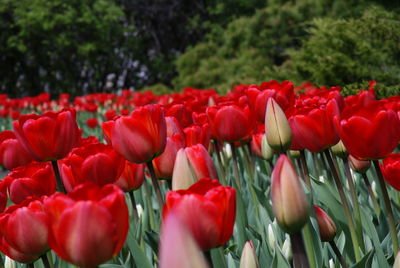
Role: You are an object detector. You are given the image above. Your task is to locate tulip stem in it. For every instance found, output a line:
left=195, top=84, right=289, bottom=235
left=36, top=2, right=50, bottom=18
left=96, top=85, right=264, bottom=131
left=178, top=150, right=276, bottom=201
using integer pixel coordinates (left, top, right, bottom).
left=323, top=150, right=361, bottom=261
left=343, top=157, right=365, bottom=252
left=290, top=231, right=310, bottom=268
left=28, top=263, right=34, bottom=268
left=361, top=173, right=380, bottom=216
left=204, top=250, right=214, bottom=268
left=41, top=254, right=51, bottom=268
left=329, top=241, right=348, bottom=268
left=129, top=191, right=139, bottom=221
left=51, top=160, right=66, bottom=193
left=146, top=162, right=164, bottom=210
left=300, top=150, right=312, bottom=189
left=373, top=160, right=399, bottom=254
left=230, top=143, right=242, bottom=191
left=214, top=141, right=227, bottom=185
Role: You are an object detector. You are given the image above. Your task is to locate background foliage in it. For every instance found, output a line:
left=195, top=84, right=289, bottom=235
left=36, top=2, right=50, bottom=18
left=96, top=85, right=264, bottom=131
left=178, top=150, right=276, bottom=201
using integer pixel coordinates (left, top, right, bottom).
left=0, top=0, right=399, bottom=97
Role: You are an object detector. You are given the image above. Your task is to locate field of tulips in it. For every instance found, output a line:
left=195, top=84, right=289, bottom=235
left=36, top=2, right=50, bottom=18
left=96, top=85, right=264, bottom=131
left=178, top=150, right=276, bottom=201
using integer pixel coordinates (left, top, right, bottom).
left=0, top=80, right=400, bottom=268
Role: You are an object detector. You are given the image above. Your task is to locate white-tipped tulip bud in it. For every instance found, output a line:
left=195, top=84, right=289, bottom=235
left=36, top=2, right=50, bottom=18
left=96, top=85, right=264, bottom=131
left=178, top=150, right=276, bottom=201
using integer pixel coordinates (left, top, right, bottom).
left=265, top=98, right=292, bottom=153
left=271, top=155, right=311, bottom=234
left=267, top=224, right=276, bottom=249
left=261, top=134, right=274, bottom=160
left=159, top=213, right=209, bottom=268
left=5, top=256, right=16, bottom=268
left=172, top=149, right=197, bottom=190
left=329, top=259, right=335, bottom=268
left=282, top=236, right=292, bottom=260
left=239, top=241, right=260, bottom=268
left=331, top=140, right=348, bottom=159
left=394, top=251, right=400, bottom=268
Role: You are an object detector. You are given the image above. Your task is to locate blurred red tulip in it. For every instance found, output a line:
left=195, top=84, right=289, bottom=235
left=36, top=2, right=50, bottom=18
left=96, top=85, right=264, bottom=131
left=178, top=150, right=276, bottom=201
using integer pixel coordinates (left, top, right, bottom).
left=114, top=161, right=145, bottom=192
left=380, top=154, right=400, bottom=191
left=44, top=183, right=129, bottom=268
left=104, top=109, right=117, bottom=121
left=108, top=104, right=167, bottom=163
left=336, top=101, right=400, bottom=160
left=0, top=180, right=8, bottom=213
left=153, top=133, right=185, bottom=179
left=184, top=124, right=210, bottom=149
left=59, top=143, right=125, bottom=192
left=0, top=130, right=33, bottom=170
left=0, top=235, right=39, bottom=263
left=0, top=198, right=49, bottom=257
left=86, top=118, right=98, bottom=129
left=165, top=116, right=183, bottom=137
left=5, top=161, right=56, bottom=204
left=163, top=178, right=236, bottom=250
left=13, top=108, right=80, bottom=161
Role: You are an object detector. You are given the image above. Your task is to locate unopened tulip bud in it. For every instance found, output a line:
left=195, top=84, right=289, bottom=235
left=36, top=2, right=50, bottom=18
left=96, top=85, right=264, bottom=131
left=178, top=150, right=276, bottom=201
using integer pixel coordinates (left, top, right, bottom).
left=282, top=236, right=292, bottom=260
left=314, top=206, right=336, bottom=242
left=265, top=98, right=292, bottom=153
left=172, top=149, right=197, bottom=190
left=240, top=241, right=259, bottom=268
left=159, top=213, right=209, bottom=268
left=5, top=256, right=16, bottom=268
left=271, top=155, right=310, bottom=234
left=349, top=155, right=371, bottom=174
left=289, top=150, right=300, bottom=159
left=331, top=140, right=348, bottom=159
left=267, top=224, right=276, bottom=249
left=261, top=134, right=273, bottom=160
left=329, top=259, right=335, bottom=268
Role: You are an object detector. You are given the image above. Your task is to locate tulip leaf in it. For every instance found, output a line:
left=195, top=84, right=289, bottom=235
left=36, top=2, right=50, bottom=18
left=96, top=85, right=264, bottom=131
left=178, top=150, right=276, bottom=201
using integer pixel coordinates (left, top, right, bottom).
left=271, top=244, right=290, bottom=268
left=126, top=228, right=153, bottom=268
left=144, top=230, right=160, bottom=254
left=349, top=249, right=374, bottom=268
left=211, top=247, right=227, bottom=267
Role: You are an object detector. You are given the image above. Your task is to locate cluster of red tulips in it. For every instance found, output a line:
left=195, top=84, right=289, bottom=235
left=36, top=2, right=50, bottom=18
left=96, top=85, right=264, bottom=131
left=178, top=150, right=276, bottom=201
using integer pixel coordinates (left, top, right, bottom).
left=0, top=80, right=400, bottom=267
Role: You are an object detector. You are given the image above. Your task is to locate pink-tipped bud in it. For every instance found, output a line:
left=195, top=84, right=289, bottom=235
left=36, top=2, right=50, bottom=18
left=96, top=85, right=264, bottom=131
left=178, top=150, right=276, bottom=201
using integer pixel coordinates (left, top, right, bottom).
left=265, top=98, right=292, bottom=153
left=349, top=155, right=371, bottom=174
left=271, top=155, right=310, bottom=234
left=240, top=241, right=259, bottom=268
left=314, top=206, right=336, bottom=242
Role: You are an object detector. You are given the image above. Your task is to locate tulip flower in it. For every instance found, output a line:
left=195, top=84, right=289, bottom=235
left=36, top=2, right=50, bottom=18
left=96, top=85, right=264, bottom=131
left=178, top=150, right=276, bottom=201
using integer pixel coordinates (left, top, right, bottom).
left=0, top=180, right=7, bottom=213
left=314, top=206, right=336, bottom=242
left=348, top=155, right=371, bottom=174
left=153, top=133, right=185, bottom=179
left=239, top=241, right=260, bottom=268
left=172, top=144, right=218, bottom=190
left=114, top=161, right=145, bottom=192
left=44, top=183, right=129, bottom=268
left=163, top=178, right=236, bottom=250
left=107, top=104, right=167, bottom=163
left=250, top=133, right=263, bottom=158
left=271, top=155, right=310, bottom=234
left=165, top=116, right=184, bottom=137
left=207, top=103, right=255, bottom=143
left=380, top=154, right=400, bottom=191
left=0, top=131, right=33, bottom=170
left=331, top=140, right=348, bottom=158
left=265, top=98, right=292, bottom=153
left=336, top=100, right=400, bottom=160
left=5, top=161, right=56, bottom=204
left=0, top=198, right=49, bottom=257
left=13, top=108, right=80, bottom=161
left=184, top=124, right=211, bottom=150
left=86, top=118, right=98, bottom=129
left=159, top=212, right=209, bottom=268
left=0, top=235, right=39, bottom=264
left=58, top=143, right=125, bottom=192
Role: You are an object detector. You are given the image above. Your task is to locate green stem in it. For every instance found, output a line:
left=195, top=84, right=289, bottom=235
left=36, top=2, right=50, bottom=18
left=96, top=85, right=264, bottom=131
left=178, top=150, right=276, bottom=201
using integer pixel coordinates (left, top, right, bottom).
left=230, top=143, right=242, bottom=191
left=302, top=223, right=317, bottom=268
left=343, top=157, right=365, bottom=252
left=329, top=241, right=348, bottom=268
left=290, top=231, right=310, bottom=268
left=213, top=141, right=227, bottom=185
left=51, top=160, right=66, bottom=193
left=361, top=173, right=380, bottom=216
left=300, top=150, right=311, bottom=189
left=324, top=150, right=361, bottom=261
left=373, top=160, right=399, bottom=254
left=146, top=162, right=164, bottom=210
left=129, top=191, right=139, bottom=221
left=143, top=180, right=156, bottom=230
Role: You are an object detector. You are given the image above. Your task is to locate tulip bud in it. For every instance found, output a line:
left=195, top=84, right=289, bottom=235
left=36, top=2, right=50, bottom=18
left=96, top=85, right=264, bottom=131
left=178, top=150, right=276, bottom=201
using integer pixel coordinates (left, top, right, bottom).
left=314, top=206, right=336, bottom=242
left=172, top=149, right=197, bottom=190
left=394, top=251, right=400, bottom=268
left=348, top=155, right=371, bottom=174
left=240, top=241, right=259, bottom=268
left=267, top=224, right=276, bottom=250
left=289, top=150, right=300, bottom=159
left=159, top=213, right=209, bottom=268
left=271, top=155, right=310, bottom=234
left=5, top=256, right=16, bottom=268
left=331, top=140, right=348, bottom=159
left=261, top=134, right=273, bottom=160
left=282, top=236, right=292, bottom=260
left=265, top=98, right=292, bottom=153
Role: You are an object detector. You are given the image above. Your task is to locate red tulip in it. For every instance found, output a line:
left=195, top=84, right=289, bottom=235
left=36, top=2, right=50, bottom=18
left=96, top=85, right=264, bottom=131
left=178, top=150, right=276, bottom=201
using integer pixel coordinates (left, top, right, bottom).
left=104, top=109, right=117, bottom=121
left=0, top=130, right=33, bottom=170
left=114, top=161, right=145, bottom=192
left=314, top=206, right=336, bottom=242
left=184, top=124, right=210, bottom=149
left=287, top=97, right=340, bottom=152
left=380, top=154, right=400, bottom=191
left=44, top=183, right=129, bottom=268
left=207, top=103, right=255, bottom=142
left=153, top=133, right=185, bottom=179
left=250, top=133, right=263, bottom=158
left=0, top=180, right=8, bottom=213
left=163, top=178, right=236, bottom=250
left=59, top=143, right=125, bottom=192
left=5, top=161, right=56, bottom=204
left=107, top=104, right=167, bottom=163
left=336, top=101, right=400, bottom=160
left=0, top=198, right=49, bottom=257
left=86, top=118, right=98, bottom=129
left=13, top=108, right=80, bottom=161
left=165, top=116, right=183, bottom=137
left=0, top=235, right=39, bottom=263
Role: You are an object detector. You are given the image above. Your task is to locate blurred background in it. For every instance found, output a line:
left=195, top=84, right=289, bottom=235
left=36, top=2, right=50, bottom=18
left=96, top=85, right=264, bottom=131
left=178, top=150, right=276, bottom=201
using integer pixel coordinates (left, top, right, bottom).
left=0, top=0, right=399, bottom=97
